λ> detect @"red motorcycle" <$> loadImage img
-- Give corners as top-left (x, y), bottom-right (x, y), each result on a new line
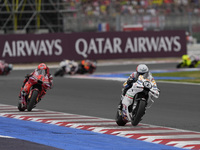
top-left (18, 69), bottom-right (51, 111)
top-left (0, 60), bottom-right (12, 75)
top-left (76, 60), bottom-right (97, 74)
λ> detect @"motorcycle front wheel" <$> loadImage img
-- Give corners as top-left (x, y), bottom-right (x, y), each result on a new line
top-left (54, 68), bottom-right (65, 77)
top-left (176, 62), bottom-right (183, 68)
top-left (27, 90), bottom-right (39, 111)
top-left (131, 100), bottom-right (146, 126)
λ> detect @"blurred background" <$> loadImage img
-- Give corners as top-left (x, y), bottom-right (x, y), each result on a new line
top-left (0, 0), bottom-right (199, 37)
top-left (1, 0), bottom-right (200, 61)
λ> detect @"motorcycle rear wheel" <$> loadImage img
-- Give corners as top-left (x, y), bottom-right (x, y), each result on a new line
top-left (131, 100), bottom-right (146, 126)
top-left (27, 90), bottom-right (39, 111)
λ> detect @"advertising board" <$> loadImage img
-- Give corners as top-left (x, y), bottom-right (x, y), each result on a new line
top-left (0, 30), bottom-right (186, 63)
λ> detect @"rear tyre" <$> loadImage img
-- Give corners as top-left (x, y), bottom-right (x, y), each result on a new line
top-left (131, 100), bottom-right (146, 126)
top-left (27, 90), bottom-right (39, 111)
top-left (189, 61), bottom-right (196, 68)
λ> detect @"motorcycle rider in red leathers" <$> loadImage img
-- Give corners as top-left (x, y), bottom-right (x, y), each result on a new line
top-left (0, 60), bottom-right (13, 75)
top-left (19, 63), bottom-right (53, 108)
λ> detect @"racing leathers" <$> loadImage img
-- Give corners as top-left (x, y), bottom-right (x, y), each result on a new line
top-left (19, 69), bottom-right (53, 103)
top-left (181, 54), bottom-right (200, 68)
top-left (59, 60), bottom-right (78, 75)
top-left (120, 71), bottom-right (156, 122)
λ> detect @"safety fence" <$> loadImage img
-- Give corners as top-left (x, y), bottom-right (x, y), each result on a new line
top-left (1, 1), bottom-right (200, 34)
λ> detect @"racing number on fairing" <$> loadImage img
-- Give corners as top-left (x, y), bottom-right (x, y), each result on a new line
top-left (144, 81), bottom-right (152, 89)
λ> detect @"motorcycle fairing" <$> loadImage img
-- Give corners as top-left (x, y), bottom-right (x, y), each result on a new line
top-left (125, 93), bottom-right (134, 99)
top-left (24, 82), bottom-right (32, 94)
top-left (121, 75), bottom-right (159, 122)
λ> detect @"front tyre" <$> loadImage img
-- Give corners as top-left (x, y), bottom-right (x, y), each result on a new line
top-left (54, 68), bottom-right (65, 77)
top-left (27, 90), bottom-right (39, 111)
top-left (131, 100), bottom-right (146, 126)
top-left (176, 62), bottom-right (183, 68)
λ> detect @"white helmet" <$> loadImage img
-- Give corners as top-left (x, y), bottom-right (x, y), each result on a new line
top-left (136, 64), bottom-right (149, 77)
top-left (8, 64), bottom-right (13, 70)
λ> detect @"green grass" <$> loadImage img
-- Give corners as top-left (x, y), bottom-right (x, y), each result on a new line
top-left (153, 71), bottom-right (200, 83)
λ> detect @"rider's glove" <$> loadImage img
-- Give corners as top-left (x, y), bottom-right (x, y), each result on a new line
top-left (127, 78), bottom-right (134, 85)
top-left (25, 74), bottom-right (31, 79)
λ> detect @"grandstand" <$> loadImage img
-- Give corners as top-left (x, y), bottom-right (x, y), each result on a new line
top-left (0, 0), bottom-right (70, 33)
top-left (0, 0), bottom-right (200, 36)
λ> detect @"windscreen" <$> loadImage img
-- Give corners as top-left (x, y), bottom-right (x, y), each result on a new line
top-left (37, 69), bottom-right (46, 76)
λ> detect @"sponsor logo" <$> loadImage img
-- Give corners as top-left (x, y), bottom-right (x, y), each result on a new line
top-left (75, 36), bottom-right (182, 58)
top-left (2, 39), bottom-right (63, 57)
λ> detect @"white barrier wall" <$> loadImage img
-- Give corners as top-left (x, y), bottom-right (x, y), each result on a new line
top-left (187, 44), bottom-right (200, 57)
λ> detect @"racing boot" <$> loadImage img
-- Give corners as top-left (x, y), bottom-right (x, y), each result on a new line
top-left (20, 90), bottom-right (27, 109)
top-left (121, 104), bottom-right (129, 123)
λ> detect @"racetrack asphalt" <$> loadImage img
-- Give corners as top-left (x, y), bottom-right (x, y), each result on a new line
top-left (0, 59), bottom-right (199, 149)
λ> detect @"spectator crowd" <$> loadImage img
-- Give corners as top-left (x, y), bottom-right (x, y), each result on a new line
top-left (64, 0), bottom-right (200, 17)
